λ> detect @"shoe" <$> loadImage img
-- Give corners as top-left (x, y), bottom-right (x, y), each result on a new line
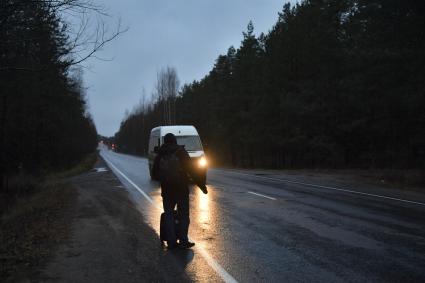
top-left (179, 241), bottom-right (195, 249)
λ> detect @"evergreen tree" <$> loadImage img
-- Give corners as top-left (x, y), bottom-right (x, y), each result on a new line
top-left (116, 0), bottom-right (425, 170)
top-left (0, 0), bottom-right (99, 193)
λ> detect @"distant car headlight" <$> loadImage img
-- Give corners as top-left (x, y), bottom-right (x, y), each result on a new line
top-left (198, 156), bottom-right (207, 168)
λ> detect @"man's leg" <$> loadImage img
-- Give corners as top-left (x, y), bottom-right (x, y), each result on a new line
top-left (162, 195), bottom-right (177, 247)
top-left (177, 193), bottom-right (191, 245)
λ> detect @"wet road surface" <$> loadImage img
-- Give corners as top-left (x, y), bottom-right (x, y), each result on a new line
top-left (100, 149), bottom-right (425, 283)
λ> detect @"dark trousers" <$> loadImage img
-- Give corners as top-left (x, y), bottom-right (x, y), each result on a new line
top-left (162, 193), bottom-right (190, 245)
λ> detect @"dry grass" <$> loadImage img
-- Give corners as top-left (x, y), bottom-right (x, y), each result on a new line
top-left (0, 181), bottom-right (77, 280)
top-left (0, 153), bottom-right (97, 281)
top-left (50, 152), bottom-right (98, 179)
top-left (377, 169), bottom-right (425, 189)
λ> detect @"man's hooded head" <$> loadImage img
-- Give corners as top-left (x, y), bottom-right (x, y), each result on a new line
top-left (164, 133), bottom-right (177, 145)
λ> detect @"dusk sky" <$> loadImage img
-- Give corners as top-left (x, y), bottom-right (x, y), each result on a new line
top-left (79, 0), bottom-right (295, 136)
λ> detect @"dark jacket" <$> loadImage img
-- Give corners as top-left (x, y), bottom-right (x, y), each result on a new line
top-left (152, 143), bottom-right (195, 197)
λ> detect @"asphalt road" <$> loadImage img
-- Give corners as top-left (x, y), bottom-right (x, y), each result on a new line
top-left (100, 149), bottom-right (425, 283)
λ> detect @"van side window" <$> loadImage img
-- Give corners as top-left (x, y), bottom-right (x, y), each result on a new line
top-left (149, 136), bottom-right (158, 152)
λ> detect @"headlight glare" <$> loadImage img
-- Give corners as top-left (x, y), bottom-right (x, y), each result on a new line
top-left (198, 156), bottom-right (207, 167)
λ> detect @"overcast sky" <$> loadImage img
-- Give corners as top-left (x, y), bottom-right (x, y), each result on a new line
top-left (79, 0), bottom-right (294, 136)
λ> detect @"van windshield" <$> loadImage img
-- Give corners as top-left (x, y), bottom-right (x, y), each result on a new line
top-left (176, 135), bottom-right (203, 151)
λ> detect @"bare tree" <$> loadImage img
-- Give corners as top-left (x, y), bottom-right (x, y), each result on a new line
top-left (153, 67), bottom-right (180, 125)
top-left (0, 0), bottom-right (127, 72)
top-left (0, 0), bottom-right (123, 192)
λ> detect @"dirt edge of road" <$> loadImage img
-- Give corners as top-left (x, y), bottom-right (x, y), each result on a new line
top-left (1, 154), bottom-right (192, 282)
top-left (36, 156), bottom-right (190, 282)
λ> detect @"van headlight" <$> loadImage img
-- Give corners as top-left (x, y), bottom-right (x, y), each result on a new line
top-left (198, 156), bottom-right (207, 168)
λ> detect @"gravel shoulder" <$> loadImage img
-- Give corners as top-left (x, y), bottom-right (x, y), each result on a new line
top-left (40, 158), bottom-right (191, 282)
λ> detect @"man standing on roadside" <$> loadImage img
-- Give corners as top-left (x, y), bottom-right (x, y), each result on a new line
top-left (153, 133), bottom-right (208, 249)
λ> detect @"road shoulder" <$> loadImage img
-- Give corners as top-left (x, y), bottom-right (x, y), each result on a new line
top-left (40, 158), bottom-right (190, 282)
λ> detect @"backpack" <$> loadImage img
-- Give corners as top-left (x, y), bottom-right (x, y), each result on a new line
top-left (159, 150), bottom-right (183, 184)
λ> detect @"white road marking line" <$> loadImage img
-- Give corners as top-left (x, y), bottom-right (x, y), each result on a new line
top-left (223, 170), bottom-right (425, 207)
top-left (247, 191), bottom-right (276, 200)
top-left (195, 247), bottom-right (238, 283)
top-left (101, 154), bottom-right (238, 283)
top-left (102, 154), bottom-right (158, 208)
top-left (94, 167), bottom-right (108, 172)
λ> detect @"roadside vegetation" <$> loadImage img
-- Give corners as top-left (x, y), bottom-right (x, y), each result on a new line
top-left (0, 0), bottom-right (124, 196)
top-left (0, 1), bottom-right (119, 278)
top-left (116, 0), bottom-right (424, 174)
top-left (0, 153), bottom-right (97, 281)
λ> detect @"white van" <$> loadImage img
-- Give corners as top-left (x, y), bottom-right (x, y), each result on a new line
top-left (148, 125), bottom-right (207, 183)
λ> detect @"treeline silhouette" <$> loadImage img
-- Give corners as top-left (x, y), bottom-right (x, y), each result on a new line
top-left (0, 1), bottom-right (98, 193)
top-left (116, 0), bottom-right (425, 169)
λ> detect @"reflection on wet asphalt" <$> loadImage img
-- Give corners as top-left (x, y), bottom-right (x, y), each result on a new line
top-left (100, 150), bottom-right (425, 283)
